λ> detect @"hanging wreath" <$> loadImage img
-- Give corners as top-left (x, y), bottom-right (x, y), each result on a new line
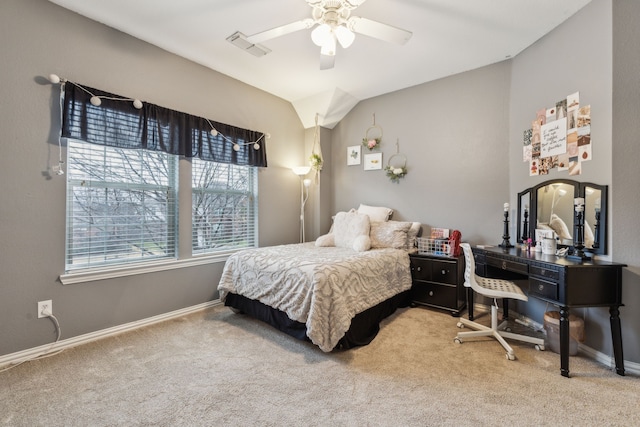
top-left (362, 115), bottom-right (383, 150)
top-left (385, 152), bottom-right (407, 183)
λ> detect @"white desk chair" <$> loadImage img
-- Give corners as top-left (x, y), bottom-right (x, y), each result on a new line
top-left (455, 243), bottom-right (545, 360)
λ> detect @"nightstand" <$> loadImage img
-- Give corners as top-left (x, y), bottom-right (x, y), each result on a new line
top-left (409, 253), bottom-right (466, 316)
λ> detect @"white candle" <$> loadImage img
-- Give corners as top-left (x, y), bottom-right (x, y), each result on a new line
top-left (504, 202), bottom-right (509, 211)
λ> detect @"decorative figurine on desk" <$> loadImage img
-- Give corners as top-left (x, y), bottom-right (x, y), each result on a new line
top-left (499, 202), bottom-right (514, 248)
top-left (568, 197), bottom-right (591, 261)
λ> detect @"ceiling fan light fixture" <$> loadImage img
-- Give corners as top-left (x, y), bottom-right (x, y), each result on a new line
top-left (334, 25), bottom-right (355, 48)
top-left (311, 23), bottom-right (331, 47)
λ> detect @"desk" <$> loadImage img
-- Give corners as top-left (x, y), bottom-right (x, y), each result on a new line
top-left (471, 246), bottom-right (626, 378)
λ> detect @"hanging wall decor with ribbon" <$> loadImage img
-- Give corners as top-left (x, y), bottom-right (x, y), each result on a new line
top-left (385, 139), bottom-right (408, 183)
top-left (362, 113), bottom-right (383, 150)
top-left (309, 113), bottom-right (323, 173)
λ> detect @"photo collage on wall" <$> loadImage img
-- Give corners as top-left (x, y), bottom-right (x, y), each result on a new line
top-left (523, 91), bottom-right (592, 176)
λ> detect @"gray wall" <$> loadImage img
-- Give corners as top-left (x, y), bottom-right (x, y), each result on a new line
top-left (331, 0), bottom-right (640, 364)
top-left (331, 62), bottom-right (512, 243)
top-left (0, 0), bottom-right (305, 356)
top-left (612, 0), bottom-right (640, 366)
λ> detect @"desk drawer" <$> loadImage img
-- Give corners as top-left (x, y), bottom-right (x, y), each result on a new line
top-left (529, 277), bottom-right (558, 300)
top-left (486, 257), bottom-right (529, 275)
top-left (411, 281), bottom-right (457, 309)
top-left (530, 265), bottom-right (560, 281)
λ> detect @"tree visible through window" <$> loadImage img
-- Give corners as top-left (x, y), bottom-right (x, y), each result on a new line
top-left (65, 141), bottom-right (178, 271)
top-left (192, 159), bottom-right (257, 254)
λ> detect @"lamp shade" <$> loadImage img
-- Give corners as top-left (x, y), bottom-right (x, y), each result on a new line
top-left (292, 166), bottom-right (311, 176)
top-left (311, 24), bottom-right (331, 47)
top-left (335, 25), bottom-right (355, 48)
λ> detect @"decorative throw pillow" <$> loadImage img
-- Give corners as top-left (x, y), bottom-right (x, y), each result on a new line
top-left (370, 221), bottom-right (412, 249)
top-left (315, 233), bottom-right (335, 247)
top-left (406, 222), bottom-right (422, 252)
top-left (333, 211), bottom-right (371, 252)
top-left (357, 203), bottom-right (393, 222)
top-left (584, 220), bottom-right (595, 248)
top-left (550, 213), bottom-right (572, 241)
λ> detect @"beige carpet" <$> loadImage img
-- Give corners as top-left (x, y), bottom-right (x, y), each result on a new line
top-left (1, 304), bottom-right (638, 426)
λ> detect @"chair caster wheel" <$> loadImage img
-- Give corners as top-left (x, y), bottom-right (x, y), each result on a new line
top-left (506, 353), bottom-right (515, 360)
top-left (456, 322), bottom-right (464, 329)
top-left (504, 327), bottom-right (512, 332)
top-left (535, 344), bottom-right (545, 351)
top-left (454, 337), bottom-right (462, 344)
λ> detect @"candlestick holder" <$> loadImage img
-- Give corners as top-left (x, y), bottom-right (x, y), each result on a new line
top-left (593, 208), bottom-right (601, 249)
top-left (568, 201), bottom-right (591, 261)
top-left (521, 208), bottom-right (529, 243)
top-left (499, 209), bottom-right (513, 248)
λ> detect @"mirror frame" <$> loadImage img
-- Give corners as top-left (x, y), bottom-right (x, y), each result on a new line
top-left (518, 179), bottom-right (608, 255)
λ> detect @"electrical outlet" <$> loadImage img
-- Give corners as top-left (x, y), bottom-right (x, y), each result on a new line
top-left (38, 300), bottom-right (52, 318)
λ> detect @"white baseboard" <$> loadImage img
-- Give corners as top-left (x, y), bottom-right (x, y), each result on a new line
top-left (0, 300), bottom-right (221, 368)
top-left (470, 302), bottom-right (639, 376)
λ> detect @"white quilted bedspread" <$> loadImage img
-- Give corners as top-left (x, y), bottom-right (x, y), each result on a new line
top-left (218, 243), bottom-right (412, 352)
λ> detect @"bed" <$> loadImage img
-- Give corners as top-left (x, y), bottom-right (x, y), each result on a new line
top-left (218, 206), bottom-right (420, 352)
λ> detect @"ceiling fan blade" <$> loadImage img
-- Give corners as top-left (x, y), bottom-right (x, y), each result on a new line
top-left (246, 19), bottom-right (315, 44)
top-left (320, 53), bottom-right (335, 70)
top-left (348, 16), bottom-right (412, 45)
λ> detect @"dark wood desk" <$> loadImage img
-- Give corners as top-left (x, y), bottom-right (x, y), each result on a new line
top-left (471, 246), bottom-right (626, 378)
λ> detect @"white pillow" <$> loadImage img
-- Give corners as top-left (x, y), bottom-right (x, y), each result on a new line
top-left (370, 221), bottom-right (412, 249)
top-left (315, 233), bottom-right (335, 247)
top-left (357, 204), bottom-right (393, 222)
top-left (407, 222), bottom-right (422, 252)
top-left (333, 211), bottom-right (371, 252)
top-left (584, 220), bottom-right (595, 248)
top-left (550, 213), bottom-right (572, 241)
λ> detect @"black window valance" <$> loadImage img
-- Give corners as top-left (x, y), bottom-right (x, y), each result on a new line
top-left (61, 83), bottom-right (267, 167)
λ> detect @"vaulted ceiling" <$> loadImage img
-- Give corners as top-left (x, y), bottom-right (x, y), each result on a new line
top-left (48, 0), bottom-right (592, 128)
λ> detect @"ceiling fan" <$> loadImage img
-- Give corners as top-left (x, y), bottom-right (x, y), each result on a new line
top-left (232, 0), bottom-right (412, 70)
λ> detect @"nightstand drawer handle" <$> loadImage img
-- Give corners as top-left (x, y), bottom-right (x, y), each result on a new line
top-left (441, 269), bottom-right (447, 275)
top-left (416, 266), bottom-right (422, 272)
top-left (429, 291), bottom-right (434, 296)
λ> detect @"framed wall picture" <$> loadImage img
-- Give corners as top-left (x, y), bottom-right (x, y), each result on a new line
top-left (347, 145), bottom-right (361, 165)
top-left (364, 152), bottom-right (383, 170)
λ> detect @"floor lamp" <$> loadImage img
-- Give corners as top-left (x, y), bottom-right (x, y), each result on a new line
top-left (292, 166), bottom-right (311, 243)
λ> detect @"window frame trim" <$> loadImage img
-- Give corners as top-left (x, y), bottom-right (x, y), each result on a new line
top-left (59, 251), bottom-right (236, 285)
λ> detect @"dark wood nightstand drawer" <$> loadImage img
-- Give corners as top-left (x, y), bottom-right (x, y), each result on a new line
top-left (410, 258), bottom-right (431, 281)
top-left (529, 277), bottom-right (558, 300)
top-left (411, 282), bottom-right (458, 310)
top-left (430, 260), bottom-right (458, 285)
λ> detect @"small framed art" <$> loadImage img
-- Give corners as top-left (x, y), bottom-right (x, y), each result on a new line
top-left (364, 152), bottom-right (382, 170)
top-left (347, 145), bottom-right (361, 166)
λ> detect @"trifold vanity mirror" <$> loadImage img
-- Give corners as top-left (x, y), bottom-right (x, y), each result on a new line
top-left (517, 179), bottom-right (608, 255)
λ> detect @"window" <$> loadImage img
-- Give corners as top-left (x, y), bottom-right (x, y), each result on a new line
top-left (192, 159), bottom-right (257, 255)
top-left (65, 141), bottom-right (178, 271)
top-left (59, 81), bottom-right (265, 277)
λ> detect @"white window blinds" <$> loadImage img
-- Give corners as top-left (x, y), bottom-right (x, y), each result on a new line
top-left (192, 159), bottom-right (257, 255)
top-left (65, 140), bottom-right (178, 271)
